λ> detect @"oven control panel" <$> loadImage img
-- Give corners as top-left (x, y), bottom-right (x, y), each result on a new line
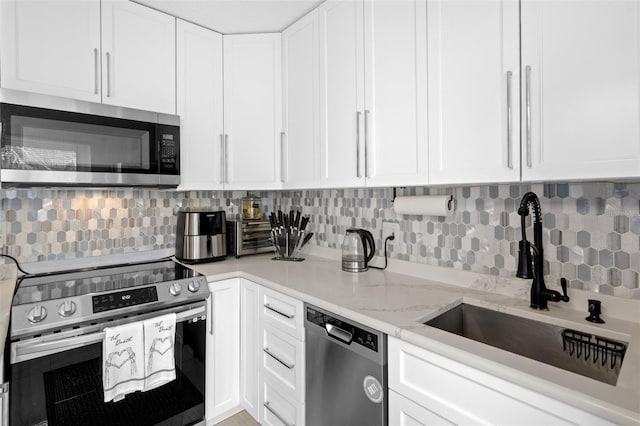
top-left (92, 286), bottom-right (159, 313)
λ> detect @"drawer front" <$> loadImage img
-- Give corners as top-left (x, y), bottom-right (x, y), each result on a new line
top-left (261, 377), bottom-right (305, 426)
top-left (388, 337), bottom-right (611, 426)
top-left (260, 287), bottom-right (304, 340)
top-left (389, 389), bottom-right (454, 426)
top-left (261, 324), bottom-right (305, 402)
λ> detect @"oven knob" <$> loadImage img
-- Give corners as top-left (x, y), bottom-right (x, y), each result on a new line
top-left (187, 280), bottom-right (201, 293)
top-left (58, 300), bottom-right (77, 318)
top-left (27, 305), bottom-right (48, 323)
top-left (169, 282), bottom-right (183, 296)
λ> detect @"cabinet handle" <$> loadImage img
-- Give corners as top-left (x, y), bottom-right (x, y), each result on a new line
top-left (93, 48), bottom-right (99, 95)
top-left (525, 65), bottom-right (532, 168)
top-left (1, 382), bottom-right (8, 426)
top-left (280, 132), bottom-right (287, 183)
top-left (364, 109), bottom-right (371, 178)
top-left (224, 134), bottom-right (229, 183)
top-left (506, 71), bottom-right (513, 169)
top-left (106, 52), bottom-right (111, 97)
top-left (219, 134), bottom-right (225, 184)
top-left (263, 347), bottom-right (294, 369)
top-left (356, 111), bottom-right (362, 178)
top-left (264, 401), bottom-right (294, 426)
top-left (264, 303), bottom-right (294, 319)
top-left (208, 295), bottom-right (214, 336)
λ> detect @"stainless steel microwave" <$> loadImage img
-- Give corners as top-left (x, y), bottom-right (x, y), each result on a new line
top-left (0, 95), bottom-right (180, 187)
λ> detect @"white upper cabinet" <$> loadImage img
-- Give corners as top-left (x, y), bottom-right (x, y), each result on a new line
top-left (363, 0), bottom-right (428, 187)
top-left (318, 0), bottom-right (428, 188)
top-left (101, 1), bottom-right (176, 114)
top-left (223, 34), bottom-right (283, 190)
top-left (177, 20), bottom-right (224, 191)
top-left (428, 0), bottom-right (520, 185)
top-left (318, 0), bottom-right (367, 188)
top-left (521, 0), bottom-right (640, 181)
top-left (0, 0), bottom-right (102, 102)
top-left (282, 10), bottom-right (322, 189)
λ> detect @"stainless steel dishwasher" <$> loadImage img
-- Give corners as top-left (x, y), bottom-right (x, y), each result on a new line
top-left (305, 304), bottom-right (387, 426)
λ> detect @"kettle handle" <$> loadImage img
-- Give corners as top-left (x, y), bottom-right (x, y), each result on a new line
top-left (361, 230), bottom-right (376, 264)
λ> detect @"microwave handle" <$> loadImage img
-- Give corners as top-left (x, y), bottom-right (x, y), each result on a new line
top-left (11, 305), bottom-right (206, 363)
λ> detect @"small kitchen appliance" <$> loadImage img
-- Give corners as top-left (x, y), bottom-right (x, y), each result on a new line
top-left (342, 228), bottom-right (375, 272)
top-left (176, 209), bottom-right (227, 263)
top-left (227, 219), bottom-right (273, 257)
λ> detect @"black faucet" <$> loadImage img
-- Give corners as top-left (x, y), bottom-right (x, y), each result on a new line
top-left (516, 192), bottom-right (569, 310)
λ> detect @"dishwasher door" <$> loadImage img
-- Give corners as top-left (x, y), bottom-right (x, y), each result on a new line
top-left (305, 304), bottom-right (387, 426)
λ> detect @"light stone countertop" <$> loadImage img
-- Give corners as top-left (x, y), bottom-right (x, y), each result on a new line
top-left (186, 249), bottom-right (640, 426)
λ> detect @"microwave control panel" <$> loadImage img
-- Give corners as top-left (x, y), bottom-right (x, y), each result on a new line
top-left (158, 125), bottom-right (179, 172)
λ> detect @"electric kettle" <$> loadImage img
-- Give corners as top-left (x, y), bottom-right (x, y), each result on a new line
top-left (341, 228), bottom-right (375, 272)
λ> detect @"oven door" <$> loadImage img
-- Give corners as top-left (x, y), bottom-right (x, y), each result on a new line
top-left (8, 303), bottom-right (206, 426)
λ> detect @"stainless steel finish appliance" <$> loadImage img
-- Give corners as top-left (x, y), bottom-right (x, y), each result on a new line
top-left (176, 210), bottom-right (227, 263)
top-left (0, 92), bottom-right (180, 187)
top-left (341, 228), bottom-right (375, 272)
top-left (6, 259), bottom-right (209, 426)
top-left (227, 220), bottom-right (273, 257)
top-left (305, 304), bottom-right (387, 426)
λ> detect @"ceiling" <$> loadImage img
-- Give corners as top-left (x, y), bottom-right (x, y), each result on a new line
top-left (137, 0), bottom-right (325, 34)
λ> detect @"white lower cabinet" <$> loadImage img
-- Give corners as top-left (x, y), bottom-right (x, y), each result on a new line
top-left (206, 279), bottom-right (240, 424)
top-left (261, 377), bottom-right (305, 426)
top-left (240, 279), bottom-right (261, 420)
top-left (388, 337), bottom-right (613, 426)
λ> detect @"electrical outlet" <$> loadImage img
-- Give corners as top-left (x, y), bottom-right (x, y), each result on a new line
top-left (382, 221), bottom-right (400, 243)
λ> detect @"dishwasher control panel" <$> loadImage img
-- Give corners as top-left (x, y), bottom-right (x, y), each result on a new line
top-left (306, 306), bottom-right (379, 352)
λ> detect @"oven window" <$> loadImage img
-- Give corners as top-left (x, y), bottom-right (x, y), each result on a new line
top-left (9, 320), bottom-right (205, 426)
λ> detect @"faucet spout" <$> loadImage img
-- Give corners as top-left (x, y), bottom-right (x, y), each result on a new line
top-left (517, 192), bottom-right (570, 310)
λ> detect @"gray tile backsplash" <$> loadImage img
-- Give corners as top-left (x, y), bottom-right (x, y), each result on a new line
top-left (1, 181), bottom-right (639, 299)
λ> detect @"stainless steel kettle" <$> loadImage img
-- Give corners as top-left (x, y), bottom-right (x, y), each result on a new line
top-left (341, 228), bottom-right (375, 272)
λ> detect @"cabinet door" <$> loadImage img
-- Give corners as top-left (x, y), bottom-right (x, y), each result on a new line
top-left (363, 0), bottom-right (429, 187)
top-left (223, 34), bottom-right (283, 190)
top-left (207, 279), bottom-right (240, 421)
top-left (176, 20), bottom-right (224, 191)
top-left (521, 0), bottom-right (640, 181)
top-left (282, 10), bottom-right (322, 189)
top-left (318, 0), bottom-right (366, 188)
top-left (428, 0), bottom-right (520, 185)
top-left (101, 1), bottom-right (176, 114)
top-left (0, 0), bottom-right (101, 102)
top-left (389, 389), bottom-right (454, 426)
top-left (240, 279), bottom-right (261, 421)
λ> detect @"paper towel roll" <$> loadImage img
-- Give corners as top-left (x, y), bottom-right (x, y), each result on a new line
top-left (393, 195), bottom-right (454, 217)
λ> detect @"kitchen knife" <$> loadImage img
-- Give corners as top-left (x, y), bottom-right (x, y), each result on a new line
top-left (300, 215), bottom-right (310, 232)
top-left (300, 232), bottom-right (314, 249)
top-left (277, 210), bottom-right (283, 227)
top-left (294, 211), bottom-right (301, 229)
top-left (289, 210), bottom-right (295, 229)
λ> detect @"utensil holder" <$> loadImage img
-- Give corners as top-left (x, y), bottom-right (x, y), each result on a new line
top-left (271, 230), bottom-right (305, 262)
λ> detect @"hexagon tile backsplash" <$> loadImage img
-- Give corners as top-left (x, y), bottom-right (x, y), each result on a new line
top-left (1, 181), bottom-right (639, 299)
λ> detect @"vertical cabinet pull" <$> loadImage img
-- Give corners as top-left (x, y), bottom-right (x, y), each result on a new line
top-left (224, 134), bottom-right (229, 183)
top-left (280, 132), bottom-right (286, 183)
top-left (364, 109), bottom-right (371, 178)
top-left (264, 401), bottom-right (294, 426)
top-left (219, 134), bottom-right (225, 184)
top-left (525, 65), bottom-right (532, 168)
top-left (208, 295), bottom-right (214, 336)
top-left (356, 111), bottom-right (362, 178)
top-left (105, 52), bottom-right (111, 97)
top-left (93, 48), bottom-right (99, 95)
top-left (506, 71), bottom-right (513, 170)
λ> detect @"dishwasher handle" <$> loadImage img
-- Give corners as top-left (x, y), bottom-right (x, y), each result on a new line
top-left (325, 323), bottom-right (353, 345)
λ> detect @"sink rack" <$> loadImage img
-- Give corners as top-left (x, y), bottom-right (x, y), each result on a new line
top-left (561, 329), bottom-right (626, 370)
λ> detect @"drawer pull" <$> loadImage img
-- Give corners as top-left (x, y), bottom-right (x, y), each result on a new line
top-left (264, 347), bottom-right (294, 369)
top-left (264, 401), bottom-right (294, 426)
top-left (264, 303), bottom-right (294, 319)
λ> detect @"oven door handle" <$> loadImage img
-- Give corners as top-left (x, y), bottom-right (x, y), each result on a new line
top-left (11, 305), bottom-right (206, 364)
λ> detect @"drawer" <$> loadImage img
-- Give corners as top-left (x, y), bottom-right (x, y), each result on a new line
top-left (261, 376), bottom-right (305, 426)
top-left (261, 323), bottom-right (305, 403)
top-left (260, 287), bottom-right (304, 340)
top-left (388, 337), bottom-right (611, 425)
top-left (389, 389), bottom-right (454, 426)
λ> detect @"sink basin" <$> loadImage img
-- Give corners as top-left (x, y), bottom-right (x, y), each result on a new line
top-left (425, 303), bottom-right (627, 385)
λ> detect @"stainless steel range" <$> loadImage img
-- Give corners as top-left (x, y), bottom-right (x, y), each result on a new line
top-left (6, 259), bottom-right (209, 426)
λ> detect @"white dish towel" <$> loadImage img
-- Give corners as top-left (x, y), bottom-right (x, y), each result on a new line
top-left (143, 312), bottom-right (177, 391)
top-left (103, 322), bottom-right (145, 402)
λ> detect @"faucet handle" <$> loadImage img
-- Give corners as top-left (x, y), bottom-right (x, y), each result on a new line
top-left (559, 278), bottom-right (570, 302)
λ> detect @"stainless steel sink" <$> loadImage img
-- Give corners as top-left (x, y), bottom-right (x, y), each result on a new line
top-left (425, 303), bottom-right (627, 385)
